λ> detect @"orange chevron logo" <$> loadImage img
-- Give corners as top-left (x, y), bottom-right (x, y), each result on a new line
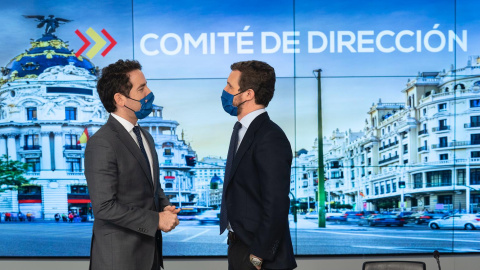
top-left (75, 28), bottom-right (117, 58)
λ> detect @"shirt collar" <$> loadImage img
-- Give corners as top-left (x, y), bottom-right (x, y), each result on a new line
top-left (239, 108), bottom-right (266, 129)
top-left (111, 113), bottom-right (137, 133)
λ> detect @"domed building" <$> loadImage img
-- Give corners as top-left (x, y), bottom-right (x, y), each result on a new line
top-left (0, 19), bottom-right (197, 220)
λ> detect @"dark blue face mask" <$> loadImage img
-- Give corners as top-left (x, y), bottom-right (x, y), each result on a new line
top-left (125, 92), bottom-right (155, 119)
top-left (221, 90), bottom-right (244, 116)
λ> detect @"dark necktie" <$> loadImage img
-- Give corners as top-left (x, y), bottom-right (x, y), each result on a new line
top-left (220, 121), bottom-right (242, 234)
top-left (133, 126), bottom-right (151, 175)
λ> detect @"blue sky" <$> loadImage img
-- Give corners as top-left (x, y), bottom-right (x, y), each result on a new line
top-left (1, 0), bottom-right (479, 158)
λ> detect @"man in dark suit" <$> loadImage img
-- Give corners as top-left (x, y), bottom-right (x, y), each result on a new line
top-left (220, 60), bottom-right (297, 270)
top-left (85, 59), bottom-right (180, 270)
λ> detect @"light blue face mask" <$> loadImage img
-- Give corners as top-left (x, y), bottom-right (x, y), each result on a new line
top-left (125, 92), bottom-right (155, 119)
top-left (221, 90), bottom-right (245, 116)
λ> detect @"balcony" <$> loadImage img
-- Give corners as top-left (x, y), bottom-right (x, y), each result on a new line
top-left (464, 122), bottom-right (480, 128)
top-left (23, 145), bottom-right (40, 150)
top-left (426, 182), bottom-right (452, 188)
top-left (432, 126), bottom-right (450, 132)
top-left (432, 141), bottom-right (478, 149)
top-left (418, 146), bottom-right (428, 152)
top-left (418, 129), bottom-right (428, 136)
top-left (379, 141), bottom-right (399, 151)
top-left (378, 155), bottom-right (399, 164)
top-left (65, 145), bottom-right (82, 150)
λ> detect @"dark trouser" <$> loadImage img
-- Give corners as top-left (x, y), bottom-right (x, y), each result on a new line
top-left (228, 231), bottom-right (258, 270)
top-left (227, 232), bottom-right (292, 270)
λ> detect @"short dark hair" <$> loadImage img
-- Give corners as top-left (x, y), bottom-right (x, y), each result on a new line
top-left (96, 59), bottom-right (142, 113)
top-left (230, 60), bottom-right (276, 107)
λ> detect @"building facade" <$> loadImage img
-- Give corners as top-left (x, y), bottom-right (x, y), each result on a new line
top-left (319, 57), bottom-right (480, 213)
top-left (0, 29), bottom-right (196, 220)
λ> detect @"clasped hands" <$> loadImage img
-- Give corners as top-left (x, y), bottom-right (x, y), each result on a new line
top-left (158, 205), bottom-right (180, 232)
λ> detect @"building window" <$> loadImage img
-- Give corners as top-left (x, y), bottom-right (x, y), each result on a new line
top-left (366, 187), bottom-right (370, 196)
top-left (26, 158), bottom-right (40, 172)
top-left (440, 154), bottom-right (448, 160)
top-left (26, 107), bottom-right (37, 120)
top-left (71, 185), bottom-right (88, 194)
top-left (413, 173), bottom-right (422, 189)
top-left (382, 129), bottom-right (384, 135)
top-left (426, 170), bottom-right (452, 187)
top-left (164, 148), bottom-right (173, 156)
top-left (374, 185), bottom-right (379, 195)
top-left (24, 134), bottom-right (40, 150)
top-left (471, 194), bottom-right (480, 204)
top-left (423, 108), bottom-right (427, 115)
top-left (65, 107), bottom-right (77, 120)
top-left (471, 134), bottom-right (480, 145)
top-left (471, 151), bottom-right (480, 158)
top-left (386, 183), bottom-right (391, 193)
top-left (65, 134), bottom-right (81, 149)
top-left (454, 84), bottom-right (465, 90)
top-left (165, 159), bottom-right (172, 165)
top-left (457, 169), bottom-right (466, 185)
top-left (439, 137), bottom-right (448, 148)
top-left (165, 183), bottom-right (173, 189)
top-left (380, 185), bottom-right (385, 194)
top-left (424, 196), bottom-right (430, 206)
top-left (392, 181), bottom-right (397, 192)
top-left (67, 158), bottom-right (82, 172)
top-left (437, 195), bottom-right (452, 205)
top-left (471, 116), bottom-right (480, 127)
top-left (470, 99), bottom-right (480, 108)
top-left (470, 168), bottom-right (480, 185)
top-left (302, 181), bottom-right (308, 188)
top-left (403, 144), bottom-right (408, 154)
top-left (438, 103), bottom-right (447, 112)
top-left (439, 119), bottom-right (447, 130)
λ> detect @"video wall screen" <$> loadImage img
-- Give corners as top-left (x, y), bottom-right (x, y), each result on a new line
top-left (0, 0), bottom-right (479, 257)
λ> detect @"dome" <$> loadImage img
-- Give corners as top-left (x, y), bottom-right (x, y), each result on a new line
top-left (1, 34), bottom-right (96, 83)
top-left (210, 173), bottom-right (223, 189)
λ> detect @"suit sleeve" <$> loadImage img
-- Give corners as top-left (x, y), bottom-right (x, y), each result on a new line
top-left (249, 128), bottom-right (293, 261)
top-left (85, 136), bottom-right (159, 237)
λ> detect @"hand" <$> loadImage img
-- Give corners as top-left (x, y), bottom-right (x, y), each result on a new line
top-left (158, 206), bottom-right (180, 232)
top-left (249, 254), bottom-right (262, 270)
top-left (164, 205), bottom-right (181, 214)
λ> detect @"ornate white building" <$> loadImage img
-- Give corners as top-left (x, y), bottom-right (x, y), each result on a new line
top-left (192, 156), bottom-right (226, 208)
top-left (321, 56), bottom-right (480, 213)
top-left (0, 25), bottom-right (197, 220)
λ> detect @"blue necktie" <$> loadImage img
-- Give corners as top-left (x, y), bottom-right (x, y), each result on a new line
top-left (133, 126), bottom-right (151, 175)
top-left (220, 121), bottom-right (242, 234)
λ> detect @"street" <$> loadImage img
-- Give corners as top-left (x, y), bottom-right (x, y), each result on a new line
top-left (0, 219), bottom-right (479, 256)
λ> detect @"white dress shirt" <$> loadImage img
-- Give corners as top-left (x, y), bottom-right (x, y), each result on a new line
top-left (111, 113), bottom-right (154, 180)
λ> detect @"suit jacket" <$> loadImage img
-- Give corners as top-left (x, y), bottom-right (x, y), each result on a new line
top-left (85, 115), bottom-right (170, 270)
top-left (224, 112), bottom-right (297, 269)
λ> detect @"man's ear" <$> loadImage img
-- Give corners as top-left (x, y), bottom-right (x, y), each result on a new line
top-left (245, 88), bottom-right (255, 101)
top-left (114, 93), bottom-right (125, 107)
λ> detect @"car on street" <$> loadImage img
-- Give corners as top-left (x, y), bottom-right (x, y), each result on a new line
top-left (414, 212), bottom-right (448, 224)
top-left (196, 210), bottom-right (220, 224)
top-left (326, 212), bottom-right (347, 222)
top-left (359, 214), bottom-right (406, 227)
top-left (429, 214), bottom-right (480, 230)
top-left (344, 211), bottom-right (364, 221)
top-left (304, 211), bottom-right (319, 219)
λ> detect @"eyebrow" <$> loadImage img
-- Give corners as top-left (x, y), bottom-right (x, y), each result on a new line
top-left (227, 81), bottom-right (232, 87)
top-left (137, 83), bottom-right (146, 90)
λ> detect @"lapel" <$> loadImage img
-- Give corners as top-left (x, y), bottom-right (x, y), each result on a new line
top-left (223, 112), bottom-right (269, 191)
top-left (142, 126), bottom-right (159, 191)
top-left (107, 115), bottom-right (154, 190)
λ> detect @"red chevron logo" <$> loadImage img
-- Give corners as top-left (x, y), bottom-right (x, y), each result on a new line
top-left (75, 29), bottom-right (90, 57)
top-left (75, 28), bottom-right (117, 58)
